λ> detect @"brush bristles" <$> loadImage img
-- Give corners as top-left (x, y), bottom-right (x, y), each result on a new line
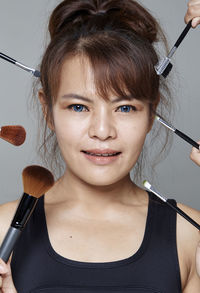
top-left (0, 125), bottom-right (26, 146)
top-left (22, 165), bottom-right (54, 198)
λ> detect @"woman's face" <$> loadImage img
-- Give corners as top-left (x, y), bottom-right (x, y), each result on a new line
top-left (51, 56), bottom-right (152, 186)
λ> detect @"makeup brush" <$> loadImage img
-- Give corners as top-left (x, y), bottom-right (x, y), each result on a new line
top-left (143, 180), bottom-right (200, 230)
top-left (155, 114), bottom-right (200, 150)
top-left (0, 125), bottom-right (26, 146)
top-left (155, 20), bottom-right (192, 78)
top-left (0, 52), bottom-right (40, 78)
top-left (0, 165), bottom-right (54, 262)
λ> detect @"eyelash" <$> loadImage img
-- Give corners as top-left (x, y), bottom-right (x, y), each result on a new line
top-left (67, 104), bottom-right (137, 113)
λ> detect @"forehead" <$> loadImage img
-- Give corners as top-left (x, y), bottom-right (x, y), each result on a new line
top-left (58, 56), bottom-right (96, 96)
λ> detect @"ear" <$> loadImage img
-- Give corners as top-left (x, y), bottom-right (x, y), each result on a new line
top-left (38, 89), bottom-right (55, 131)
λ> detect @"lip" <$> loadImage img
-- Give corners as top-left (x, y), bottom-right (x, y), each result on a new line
top-left (81, 149), bottom-right (121, 165)
top-left (82, 149), bottom-right (121, 154)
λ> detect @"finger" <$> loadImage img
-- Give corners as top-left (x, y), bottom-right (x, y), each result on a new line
top-left (185, 3), bottom-right (200, 26)
top-left (0, 259), bottom-right (16, 292)
top-left (196, 241), bottom-right (200, 276)
top-left (192, 16), bottom-right (200, 27)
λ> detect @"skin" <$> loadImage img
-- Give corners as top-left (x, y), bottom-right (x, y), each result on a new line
top-left (0, 1), bottom-right (200, 291)
top-left (190, 141), bottom-right (200, 277)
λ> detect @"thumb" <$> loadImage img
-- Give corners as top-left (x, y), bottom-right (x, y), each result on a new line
top-left (0, 258), bottom-right (17, 292)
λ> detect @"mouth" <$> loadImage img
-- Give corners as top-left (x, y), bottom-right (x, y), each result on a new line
top-left (82, 151), bottom-right (121, 157)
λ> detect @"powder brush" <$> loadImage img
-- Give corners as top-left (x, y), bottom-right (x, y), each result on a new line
top-left (0, 125), bottom-right (26, 146)
top-left (0, 52), bottom-right (40, 78)
top-left (0, 165), bottom-right (54, 262)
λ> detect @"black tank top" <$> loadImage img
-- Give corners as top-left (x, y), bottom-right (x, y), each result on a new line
top-left (11, 192), bottom-right (181, 293)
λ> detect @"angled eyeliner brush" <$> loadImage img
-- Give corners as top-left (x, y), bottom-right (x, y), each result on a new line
top-left (155, 114), bottom-right (200, 150)
top-left (143, 181), bottom-right (200, 230)
top-left (155, 20), bottom-right (192, 77)
top-left (0, 52), bottom-right (40, 78)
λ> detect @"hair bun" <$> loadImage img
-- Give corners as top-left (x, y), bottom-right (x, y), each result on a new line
top-left (49, 0), bottom-right (159, 43)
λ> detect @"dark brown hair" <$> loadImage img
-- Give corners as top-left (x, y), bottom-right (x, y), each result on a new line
top-left (35, 0), bottom-right (174, 181)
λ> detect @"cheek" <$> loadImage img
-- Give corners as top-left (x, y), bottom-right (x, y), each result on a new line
top-left (53, 114), bottom-right (86, 151)
top-left (120, 118), bottom-right (149, 148)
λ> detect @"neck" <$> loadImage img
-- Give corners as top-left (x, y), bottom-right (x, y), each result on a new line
top-left (51, 168), bottom-right (143, 210)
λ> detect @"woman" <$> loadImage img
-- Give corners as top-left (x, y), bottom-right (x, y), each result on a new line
top-left (0, 0), bottom-right (200, 292)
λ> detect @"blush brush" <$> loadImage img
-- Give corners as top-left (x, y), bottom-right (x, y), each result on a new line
top-left (0, 52), bottom-right (40, 78)
top-left (0, 125), bottom-right (26, 146)
top-left (0, 165), bottom-right (54, 262)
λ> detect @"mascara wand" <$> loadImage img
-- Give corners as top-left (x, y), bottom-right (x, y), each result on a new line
top-left (0, 125), bottom-right (26, 146)
top-left (155, 20), bottom-right (192, 78)
top-left (0, 165), bottom-right (54, 262)
top-left (0, 52), bottom-right (40, 78)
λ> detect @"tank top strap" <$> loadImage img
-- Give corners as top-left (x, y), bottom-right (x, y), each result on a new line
top-left (147, 192), bottom-right (181, 291)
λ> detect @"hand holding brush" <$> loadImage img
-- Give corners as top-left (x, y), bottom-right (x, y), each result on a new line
top-left (0, 165), bottom-right (54, 263)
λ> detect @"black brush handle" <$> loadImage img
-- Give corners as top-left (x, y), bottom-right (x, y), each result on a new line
top-left (175, 129), bottom-right (199, 149)
top-left (0, 227), bottom-right (21, 262)
top-left (167, 200), bottom-right (200, 230)
top-left (174, 20), bottom-right (192, 48)
top-left (0, 52), bottom-right (16, 64)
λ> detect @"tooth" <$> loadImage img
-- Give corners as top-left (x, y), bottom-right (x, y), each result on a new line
top-left (84, 152), bottom-right (119, 156)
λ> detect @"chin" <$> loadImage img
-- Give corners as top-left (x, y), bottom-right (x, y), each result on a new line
top-left (78, 172), bottom-right (130, 187)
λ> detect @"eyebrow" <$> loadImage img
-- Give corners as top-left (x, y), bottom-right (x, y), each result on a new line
top-left (61, 93), bottom-right (135, 103)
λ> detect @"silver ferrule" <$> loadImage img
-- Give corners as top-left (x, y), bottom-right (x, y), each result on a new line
top-left (156, 116), bottom-right (176, 132)
top-left (154, 57), bottom-right (170, 75)
top-left (149, 186), bottom-right (167, 203)
top-left (167, 46), bottom-right (177, 59)
top-left (15, 61), bottom-right (35, 75)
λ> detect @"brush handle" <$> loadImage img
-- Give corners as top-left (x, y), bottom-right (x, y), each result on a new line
top-left (175, 129), bottom-right (199, 149)
top-left (174, 20), bottom-right (192, 48)
top-left (0, 52), bottom-right (16, 64)
top-left (167, 200), bottom-right (200, 230)
top-left (0, 227), bottom-right (21, 262)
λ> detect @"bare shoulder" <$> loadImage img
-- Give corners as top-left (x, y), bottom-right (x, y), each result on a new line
top-left (0, 200), bottom-right (18, 245)
top-left (176, 202), bottom-right (200, 291)
top-left (177, 202), bottom-right (200, 249)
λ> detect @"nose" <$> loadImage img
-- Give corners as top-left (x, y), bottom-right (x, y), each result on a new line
top-left (88, 107), bottom-right (117, 141)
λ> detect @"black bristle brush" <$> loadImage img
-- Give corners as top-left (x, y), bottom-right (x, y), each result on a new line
top-left (0, 52), bottom-right (40, 78)
top-left (0, 165), bottom-right (54, 262)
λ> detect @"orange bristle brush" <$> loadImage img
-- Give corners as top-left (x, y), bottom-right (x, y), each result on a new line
top-left (0, 165), bottom-right (54, 262)
top-left (0, 125), bottom-right (26, 146)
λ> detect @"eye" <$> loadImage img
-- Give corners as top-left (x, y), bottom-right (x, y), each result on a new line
top-left (117, 105), bottom-right (137, 113)
top-left (68, 104), bottom-right (88, 112)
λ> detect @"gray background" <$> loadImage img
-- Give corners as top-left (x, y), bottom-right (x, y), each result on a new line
top-left (0, 0), bottom-right (199, 208)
